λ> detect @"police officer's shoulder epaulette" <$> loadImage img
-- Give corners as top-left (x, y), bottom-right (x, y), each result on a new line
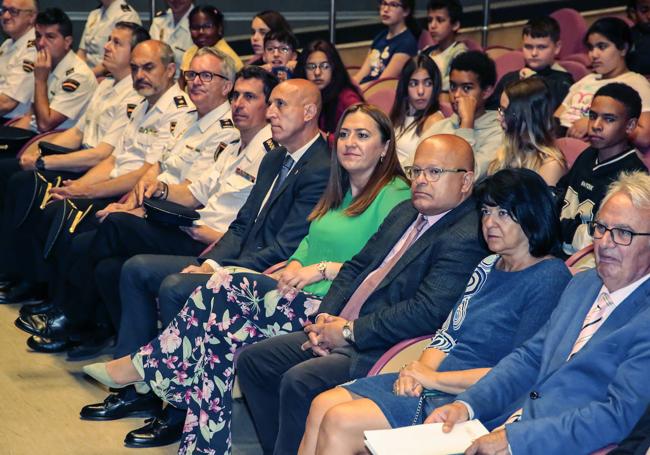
top-left (173, 95), bottom-right (188, 108)
top-left (126, 103), bottom-right (137, 118)
top-left (263, 138), bottom-right (279, 152)
top-left (220, 118), bottom-right (234, 128)
top-left (213, 142), bottom-right (227, 162)
top-left (155, 9), bottom-right (166, 17)
top-left (120, 3), bottom-right (132, 12)
top-left (188, 109), bottom-right (198, 114)
top-left (26, 39), bottom-right (36, 48)
top-left (65, 67), bottom-right (75, 76)
top-left (61, 79), bottom-right (81, 92)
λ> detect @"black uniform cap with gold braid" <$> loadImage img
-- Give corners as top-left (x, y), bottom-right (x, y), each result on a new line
top-left (62, 79), bottom-right (81, 93)
top-left (43, 199), bottom-right (94, 259)
top-left (13, 171), bottom-right (61, 229)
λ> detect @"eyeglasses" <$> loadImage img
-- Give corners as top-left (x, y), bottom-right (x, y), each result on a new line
top-left (404, 166), bottom-right (467, 182)
top-left (265, 45), bottom-right (292, 54)
top-left (183, 70), bottom-right (229, 83)
top-left (589, 221), bottom-right (650, 246)
top-left (0, 6), bottom-right (33, 16)
top-left (305, 62), bottom-right (332, 72)
top-left (379, 1), bottom-right (404, 9)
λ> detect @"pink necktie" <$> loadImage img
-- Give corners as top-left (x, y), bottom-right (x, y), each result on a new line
top-left (568, 291), bottom-right (615, 359)
top-left (339, 215), bottom-right (428, 321)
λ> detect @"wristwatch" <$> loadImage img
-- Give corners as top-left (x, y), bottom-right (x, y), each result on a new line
top-left (35, 156), bottom-right (46, 171)
top-left (317, 261), bottom-right (328, 280)
top-left (342, 321), bottom-right (355, 345)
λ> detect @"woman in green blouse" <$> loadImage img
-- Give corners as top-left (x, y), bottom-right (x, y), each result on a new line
top-left (83, 104), bottom-right (411, 455)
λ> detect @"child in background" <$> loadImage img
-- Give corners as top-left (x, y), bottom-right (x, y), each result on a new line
top-left (487, 17), bottom-right (573, 112)
top-left (627, 0), bottom-right (650, 75)
top-left (421, 0), bottom-right (467, 92)
top-left (262, 30), bottom-right (298, 81)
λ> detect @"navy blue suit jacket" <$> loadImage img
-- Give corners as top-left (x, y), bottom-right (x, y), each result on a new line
top-left (458, 269), bottom-right (650, 454)
top-left (202, 136), bottom-right (330, 271)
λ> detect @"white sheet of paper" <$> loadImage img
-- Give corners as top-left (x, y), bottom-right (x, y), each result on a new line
top-left (364, 420), bottom-right (489, 455)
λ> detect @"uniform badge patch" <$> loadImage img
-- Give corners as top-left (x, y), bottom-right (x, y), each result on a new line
top-left (22, 60), bottom-right (35, 73)
top-left (263, 138), bottom-right (279, 152)
top-left (120, 3), bottom-right (132, 12)
top-left (235, 167), bottom-right (256, 183)
top-left (170, 121), bottom-right (177, 134)
top-left (26, 39), bottom-right (36, 48)
top-left (126, 103), bottom-right (137, 119)
top-left (61, 79), bottom-right (80, 92)
top-left (220, 118), bottom-right (234, 128)
top-left (65, 68), bottom-right (75, 76)
top-left (173, 96), bottom-right (187, 108)
top-left (213, 142), bottom-right (227, 162)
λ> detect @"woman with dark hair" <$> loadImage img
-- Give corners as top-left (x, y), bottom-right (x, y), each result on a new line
top-left (353, 0), bottom-right (419, 90)
top-left (82, 104), bottom-right (411, 455)
top-left (298, 168), bottom-right (572, 455)
top-left (390, 54), bottom-right (445, 166)
top-left (295, 40), bottom-right (364, 136)
top-left (556, 17), bottom-right (650, 138)
top-left (489, 77), bottom-right (566, 186)
top-left (179, 5), bottom-right (243, 74)
top-left (249, 10), bottom-right (292, 65)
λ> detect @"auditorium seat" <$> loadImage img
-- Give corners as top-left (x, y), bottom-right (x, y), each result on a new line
top-left (550, 8), bottom-right (588, 59)
top-left (363, 78), bottom-right (399, 115)
top-left (557, 137), bottom-right (589, 169)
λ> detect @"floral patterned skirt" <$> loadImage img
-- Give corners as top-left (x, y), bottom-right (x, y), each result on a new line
top-left (132, 268), bottom-right (322, 454)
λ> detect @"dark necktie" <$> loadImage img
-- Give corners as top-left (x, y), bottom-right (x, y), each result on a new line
top-left (268, 153), bottom-right (294, 201)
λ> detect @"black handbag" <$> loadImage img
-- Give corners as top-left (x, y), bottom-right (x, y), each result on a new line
top-left (143, 198), bottom-right (200, 227)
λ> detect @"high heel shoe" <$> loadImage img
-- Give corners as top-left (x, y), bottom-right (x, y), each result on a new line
top-left (83, 362), bottom-right (140, 389)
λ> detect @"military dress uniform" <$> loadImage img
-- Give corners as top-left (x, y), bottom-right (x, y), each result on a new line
top-left (79, 1), bottom-right (141, 69)
top-left (75, 75), bottom-right (141, 149)
top-left (28, 49), bottom-right (98, 132)
top-left (0, 27), bottom-right (36, 120)
top-left (149, 7), bottom-right (193, 69)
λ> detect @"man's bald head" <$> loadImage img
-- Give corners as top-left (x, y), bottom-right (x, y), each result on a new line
top-left (131, 40), bottom-right (176, 100)
top-left (410, 134), bottom-right (475, 215)
top-left (266, 78), bottom-right (323, 152)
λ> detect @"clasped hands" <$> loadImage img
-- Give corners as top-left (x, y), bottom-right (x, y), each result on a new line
top-left (301, 313), bottom-right (348, 357)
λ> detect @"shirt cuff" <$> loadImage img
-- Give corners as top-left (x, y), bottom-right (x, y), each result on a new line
top-left (203, 259), bottom-right (219, 272)
top-left (455, 400), bottom-right (475, 419)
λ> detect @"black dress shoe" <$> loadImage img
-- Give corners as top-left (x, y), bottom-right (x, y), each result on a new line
top-left (67, 335), bottom-right (115, 361)
top-left (27, 335), bottom-right (79, 353)
top-left (124, 415), bottom-right (184, 448)
top-left (0, 280), bottom-right (46, 304)
top-left (15, 309), bottom-right (76, 338)
top-left (80, 391), bottom-right (160, 421)
top-left (19, 300), bottom-right (55, 317)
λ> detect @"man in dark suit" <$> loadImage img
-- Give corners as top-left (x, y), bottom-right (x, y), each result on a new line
top-left (79, 78), bottom-right (331, 449)
top-left (236, 134), bottom-right (488, 455)
top-left (429, 171), bottom-right (650, 455)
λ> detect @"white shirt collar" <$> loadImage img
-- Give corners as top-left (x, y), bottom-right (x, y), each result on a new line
top-left (10, 27), bottom-right (34, 48)
top-left (285, 133), bottom-right (321, 168)
top-left (197, 100), bottom-right (230, 133)
top-left (605, 272), bottom-right (650, 305)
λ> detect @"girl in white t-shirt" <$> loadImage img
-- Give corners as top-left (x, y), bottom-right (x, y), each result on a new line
top-left (555, 17), bottom-right (650, 139)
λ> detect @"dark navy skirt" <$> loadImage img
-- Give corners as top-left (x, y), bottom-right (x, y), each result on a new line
top-left (341, 372), bottom-right (456, 428)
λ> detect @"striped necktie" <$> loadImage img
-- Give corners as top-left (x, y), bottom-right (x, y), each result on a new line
top-left (568, 291), bottom-right (615, 359)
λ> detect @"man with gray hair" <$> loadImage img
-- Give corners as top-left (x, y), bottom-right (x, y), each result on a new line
top-left (429, 171), bottom-right (650, 455)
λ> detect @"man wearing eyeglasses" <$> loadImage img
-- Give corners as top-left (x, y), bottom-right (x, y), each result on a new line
top-left (0, 0), bottom-right (37, 121)
top-left (558, 82), bottom-right (648, 257)
top-left (236, 134), bottom-right (488, 454)
top-left (428, 170), bottom-right (650, 455)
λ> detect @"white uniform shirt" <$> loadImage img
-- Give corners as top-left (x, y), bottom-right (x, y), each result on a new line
top-left (110, 83), bottom-right (194, 178)
top-left (75, 75), bottom-right (141, 148)
top-left (159, 100), bottom-right (240, 185)
top-left (189, 124), bottom-right (274, 232)
top-left (79, 1), bottom-right (142, 68)
top-left (0, 28), bottom-right (36, 118)
top-left (29, 50), bottom-right (98, 132)
top-left (149, 7), bottom-right (193, 69)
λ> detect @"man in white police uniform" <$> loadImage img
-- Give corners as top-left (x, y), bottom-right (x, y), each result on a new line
top-left (149, 0), bottom-right (193, 70)
top-left (78, 0), bottom-right (141, 76)
top-left (0, 0), bottom-right (37, 120)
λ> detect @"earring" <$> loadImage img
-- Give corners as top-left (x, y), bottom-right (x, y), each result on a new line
top-left (380, 155), bottom-right (385, 162)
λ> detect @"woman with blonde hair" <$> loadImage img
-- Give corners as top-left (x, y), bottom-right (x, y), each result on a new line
top-left (490, 77), bottom-right (566, 186)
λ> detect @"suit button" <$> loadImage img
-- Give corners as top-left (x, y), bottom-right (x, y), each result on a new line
top-left (529, 391), bottom-right (540, 400)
